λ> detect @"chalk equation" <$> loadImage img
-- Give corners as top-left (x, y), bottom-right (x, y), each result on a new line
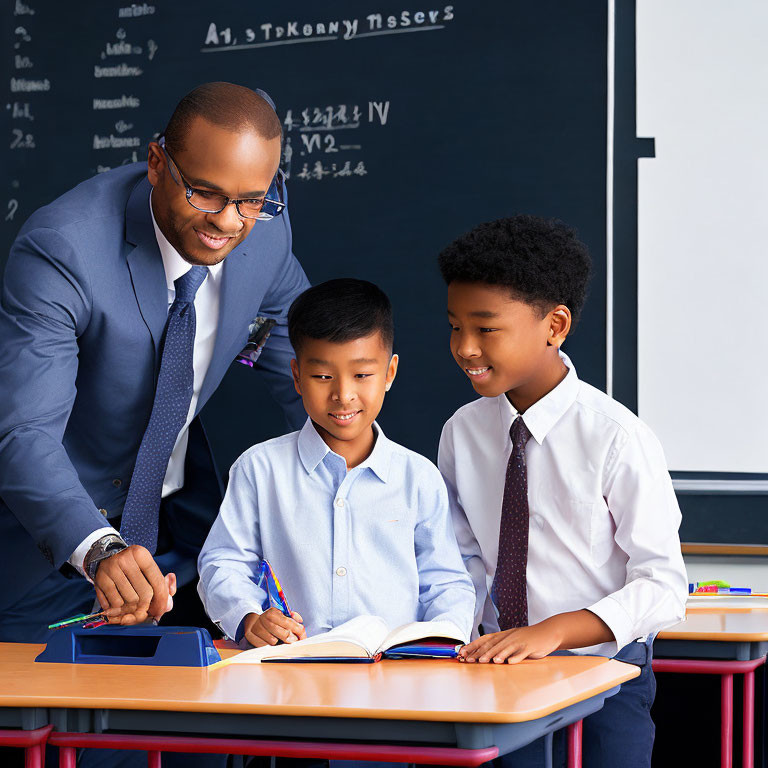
top-left (280, 101), bottom-right (389, 181)
top-left (293, 161), bottom-right (368, 181)
top-left (202, 6), bottom-right (454, 52)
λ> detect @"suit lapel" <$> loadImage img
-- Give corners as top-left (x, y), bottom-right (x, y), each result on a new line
top-left (125, 177), bottom-right (167, 358)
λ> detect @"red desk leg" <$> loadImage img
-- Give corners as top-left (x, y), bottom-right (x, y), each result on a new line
top-left (59, 745), bottom-right (76, 768)
top-left (0, 725), bottom-right (53, 768)
top-left (743, 669), bottom-right (755, 768)
top-left (653, 656), bottom-right (766, 768)
top-left (148, 750), bottom-right (161, 768)
top-left (721, 673), bottom-right (734, 768)
top-left (566, 719), bottom-right (582, 768)
top-left (24, 743), bottom-right (42, 768)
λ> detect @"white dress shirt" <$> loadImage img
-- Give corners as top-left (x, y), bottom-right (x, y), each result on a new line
top-left (69, 194), bottom-right (223, 574)
top-left (438, 352), bottom-right (688, 656)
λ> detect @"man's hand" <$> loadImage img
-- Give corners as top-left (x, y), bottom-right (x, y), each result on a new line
top-left (459, 610), bottom-right (613, 664)
top-left (243, 609), bottom-right (306, 647)
top-left (93, 545), bottom-right (176, 625)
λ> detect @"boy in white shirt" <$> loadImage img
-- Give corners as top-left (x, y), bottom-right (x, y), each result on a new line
top-left (437, 215), bottom-right (687, 768)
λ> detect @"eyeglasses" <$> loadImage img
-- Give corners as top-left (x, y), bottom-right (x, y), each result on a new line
top-left (157, 136), bottom-right (285, 221)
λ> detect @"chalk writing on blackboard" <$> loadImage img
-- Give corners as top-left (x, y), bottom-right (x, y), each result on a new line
top-left (8, 102), bottom-right (34, 120)
top-left (94, 64), bottom-right (143, 78)
top-left (13, 0), bottom-right (35, 16)
top-left (202, 6), bottom-right (455, 52)
top-left (10, 129), bottom-right (35, 149)
top-left (280, 101), bottom-right (390, 180)
top-left (294, 161), bottom-right (368, 181)
top-left (118, 4), bottom-right (155, 19)
top-left (93, 134), bottom-right (140, 150)
top-left (10, 78), bottom-right (49, 92)
top-left (93, 95), bottom-right (140, 110)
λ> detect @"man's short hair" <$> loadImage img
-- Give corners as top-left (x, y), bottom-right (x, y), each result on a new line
top-left (288, 279), bottom-right (394, 357)
top-left (437, 215), bottom-right (592, 326)
top-left (163, 82), bottom-right (281, 152)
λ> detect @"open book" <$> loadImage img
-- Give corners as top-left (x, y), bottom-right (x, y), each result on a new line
top-left (225, 616), bottom-right (467, 663)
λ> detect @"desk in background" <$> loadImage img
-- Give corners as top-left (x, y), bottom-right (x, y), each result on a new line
top-left (0, 642), bottom-right (638, 768)
top-left (654, 603), bottom-right (768, 768)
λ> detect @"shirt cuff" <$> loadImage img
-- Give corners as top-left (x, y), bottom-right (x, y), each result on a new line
top-left (218, 601), bottom-right (264, 643)
top-left (586, 595), bottom-right (636, 655)
top-left (69, 526), bottom-right (120, 581)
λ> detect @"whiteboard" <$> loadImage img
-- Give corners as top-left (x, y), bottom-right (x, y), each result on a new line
top-left (636, 0), bottom-right (768, 473)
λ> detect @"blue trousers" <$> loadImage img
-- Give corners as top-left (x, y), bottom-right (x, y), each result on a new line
top-left (495, 640), bottom-right (656, 768)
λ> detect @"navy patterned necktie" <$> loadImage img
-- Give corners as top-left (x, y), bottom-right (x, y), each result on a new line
top-left (491, 415), bottom-right (533, 630)
top-left (120, 266), bottom-right (209, 553)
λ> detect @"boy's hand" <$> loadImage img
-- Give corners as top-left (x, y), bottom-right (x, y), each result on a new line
top-left (459, 610), bottom-right (613, 664)
top-left (244, 609), bottom-right (306, 647)
top-left (94, 545), bottom-right (176, 625)
top-left (459, 623), bottom-right (562, 664)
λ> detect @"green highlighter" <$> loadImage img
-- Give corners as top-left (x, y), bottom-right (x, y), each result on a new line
top-left (48, 611), bottom-right (106, 630)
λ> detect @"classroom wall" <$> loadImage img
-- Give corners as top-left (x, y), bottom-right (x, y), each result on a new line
top-left (636, 0), bottom-right (768, 476)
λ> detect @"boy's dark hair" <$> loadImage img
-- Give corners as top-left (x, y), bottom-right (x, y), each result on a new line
top-left (288, 278), bottom-right (394, 356)
top-left (437, 215), bottom-right (592, 327)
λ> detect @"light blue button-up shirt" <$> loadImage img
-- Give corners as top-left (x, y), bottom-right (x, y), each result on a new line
top-left (198, 418), bottom-right (475, 642)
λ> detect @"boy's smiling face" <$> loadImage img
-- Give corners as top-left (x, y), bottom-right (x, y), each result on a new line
top-left (291, 332), bottom-right (398, 467)
top-left (447, 281), bottom-right (570, 411)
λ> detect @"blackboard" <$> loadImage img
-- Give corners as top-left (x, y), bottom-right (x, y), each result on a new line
top-left (1, 1), bottom-right (609, 471)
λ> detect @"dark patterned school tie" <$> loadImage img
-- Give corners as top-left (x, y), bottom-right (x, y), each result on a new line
top-left (120, 266), bottom-right (208, 553)
top-left (491, 416), bottom-right (533, 630)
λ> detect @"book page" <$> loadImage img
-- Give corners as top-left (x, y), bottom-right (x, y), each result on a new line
top-left (378, 619), bottom-right (467, 653)
top-left (225, 615), bottom-right (389, 664)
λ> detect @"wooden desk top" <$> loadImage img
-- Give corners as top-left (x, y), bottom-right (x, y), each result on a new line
top-left (658, 606), bottom-right (768, 642)
top-left (0, 643), bottom-right (638, 724)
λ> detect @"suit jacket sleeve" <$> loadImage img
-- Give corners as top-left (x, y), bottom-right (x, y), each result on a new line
top-left (252, 196), bottom-right (309, 432)
top-left (0, 226), bottom-right (108, 568)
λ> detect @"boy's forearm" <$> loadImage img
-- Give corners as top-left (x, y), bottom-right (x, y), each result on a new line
top-left (542, 609), bottom-right (615, 650)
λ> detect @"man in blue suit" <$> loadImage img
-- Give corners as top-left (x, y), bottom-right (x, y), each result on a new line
top-left (0, 82), bottom-right (309, 646)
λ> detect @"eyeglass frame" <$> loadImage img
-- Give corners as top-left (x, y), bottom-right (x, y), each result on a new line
top-left (156, 135), bottom-right (286, 221)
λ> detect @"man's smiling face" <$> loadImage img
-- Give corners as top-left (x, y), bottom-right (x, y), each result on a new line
top-left (147, 115), bottom-right (281, 267)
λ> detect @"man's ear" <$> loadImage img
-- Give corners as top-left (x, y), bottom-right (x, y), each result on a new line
top-left (146, 142), bottom-right (164, 187)
top-left (290, 359), bottom-right (302, 396)
top-left (547, 305), bottom-right (571, 348)
top-left (385, 354), bottom-right (399, 392)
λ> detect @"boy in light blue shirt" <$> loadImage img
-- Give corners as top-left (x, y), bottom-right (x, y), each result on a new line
top-left (198, 278), bottom-right (474, 646)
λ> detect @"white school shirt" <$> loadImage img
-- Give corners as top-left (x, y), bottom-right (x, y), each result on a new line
top-left (438, 352), bottom-right (688, 656)
top-left (69, 194), bottom-right (223, 574)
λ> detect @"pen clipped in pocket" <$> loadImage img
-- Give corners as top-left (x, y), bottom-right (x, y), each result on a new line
top-left (235, 316), bottom-right (277, 368)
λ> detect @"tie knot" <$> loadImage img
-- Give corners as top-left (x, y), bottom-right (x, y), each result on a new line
top-left (174, 266), bottom-right (208, 303)
top-left (509, 416), bottom-right (531, 449)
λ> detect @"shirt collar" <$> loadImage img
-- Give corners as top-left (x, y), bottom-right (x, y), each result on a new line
top-left (497, 350), bottom-right (580, 445)
top-left (149, 191), bottom-right (223, 292)
top-left (297, 417), bottom-right (392, 483)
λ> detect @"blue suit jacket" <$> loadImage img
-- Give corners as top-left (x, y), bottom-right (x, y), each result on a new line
top-left (0, 163), bottom-right (309, 609)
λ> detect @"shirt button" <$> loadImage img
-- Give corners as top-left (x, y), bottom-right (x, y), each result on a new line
top-left (112, 479), bottom-right (122, 488)
top-left (335, 498), bottom-right (345, 508)
top-left (335, 566), bottom-right (347, 577)
top-left (99, 508), bottom-right (108, 517)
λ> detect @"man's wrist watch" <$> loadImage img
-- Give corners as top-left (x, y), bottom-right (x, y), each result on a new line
top-left (84, 533), bottom-right (127, 581)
